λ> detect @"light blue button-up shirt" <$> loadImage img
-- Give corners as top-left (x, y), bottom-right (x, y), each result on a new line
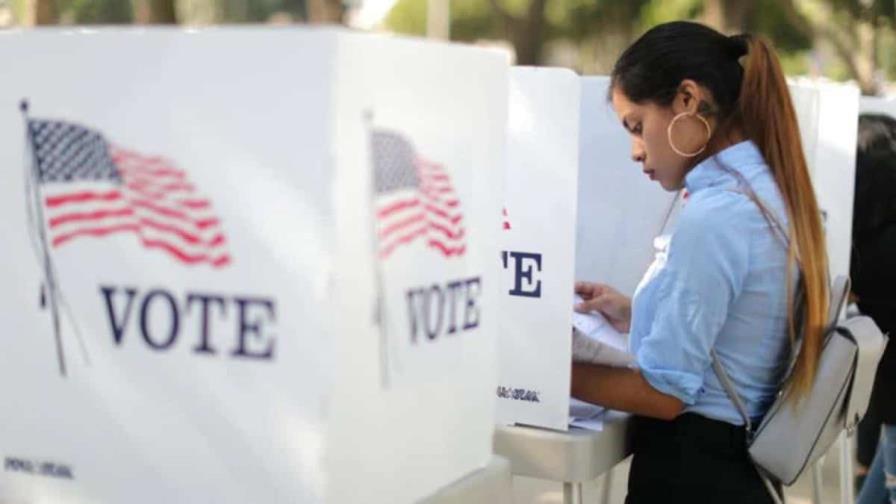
top-left (629, 140), bottom-right (795, 425)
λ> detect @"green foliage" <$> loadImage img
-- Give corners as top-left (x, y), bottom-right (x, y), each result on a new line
top-left (10, 0), bottom-right (29, 23)
top-left (384, 0), bottom-right (426, 36)
top-left (881, 27), bottom-right (896, 77)
top-left (751, 0), bottom-right (811, 53)
top-left (451, 0), bottom-right (500, 41)
top-left (62, 0), bottom-right (132, 23)
top-left (638, 0), bottom-right (700, 28)
top-left (559, 0), bottom-right (652, 42)
top-left (4, 0), bottom-right (893, 85)
top-left (385, 0), bottom-right (653, 44)
top-left (384, 0), bottom-right (825, 76)
top-left (385, 0), bottom-right (502, 41)
top-left (777, 48), bottom-right (810, 75)
top-left (217, 0), bottom-right (304, 22)
top-left (825, 0), bottom-right (895, 19)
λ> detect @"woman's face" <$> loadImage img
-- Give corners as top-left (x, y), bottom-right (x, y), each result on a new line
top-left (611, 84), bottom-right (707, 191)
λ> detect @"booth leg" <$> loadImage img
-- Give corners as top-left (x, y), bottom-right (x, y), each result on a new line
top-left (563, 482), bottom-right (583, 504)
top-left (600, 468), bottom-right (614, 504)
top-left (811, 459), bottom-right (824, 504)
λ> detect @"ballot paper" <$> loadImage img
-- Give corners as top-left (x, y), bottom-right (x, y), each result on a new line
top-left (568, 397), bottom-right (606, 431)
top-left (571, 295), bottom-right (634, 368)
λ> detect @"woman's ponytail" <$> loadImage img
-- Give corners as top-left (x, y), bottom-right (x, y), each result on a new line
top-left (737, 34), bottom-right (830, 402)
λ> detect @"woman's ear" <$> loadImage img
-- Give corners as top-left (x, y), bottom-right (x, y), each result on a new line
top-left (673, 79), bottom-right (703, 115)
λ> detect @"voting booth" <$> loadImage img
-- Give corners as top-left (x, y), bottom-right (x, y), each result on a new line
top-left (575, 77), bottom-right (681, 298)
top-left (496, 67), bottom-right (581, 431)
top-left (789, 80), bottom-right (861, 504)
top-left (0, 28), bottom-right (508, 504)
top-left (575, 77), bottom-right (860, 296)
top-left (789, 80), bottom-right (860, 279)
top-left (496, 75), bottom-right (677, 432)
top-left (859, 95), bottom-right (896, 116)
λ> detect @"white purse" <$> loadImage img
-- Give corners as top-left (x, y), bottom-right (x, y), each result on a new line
top-left (712, 276), bottom-right (888, 502)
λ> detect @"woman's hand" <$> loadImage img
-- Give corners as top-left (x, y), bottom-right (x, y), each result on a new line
top-left (574, 281), bottom-right (632, 333)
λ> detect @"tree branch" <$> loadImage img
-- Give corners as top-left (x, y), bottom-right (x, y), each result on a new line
top-left (778, 0), bottom-right (865, 89)
top-left (487, 0), bottom-right (513, 24)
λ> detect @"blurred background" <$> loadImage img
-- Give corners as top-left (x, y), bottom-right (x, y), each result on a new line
top-left (2, 0), bottom-right (896, 96)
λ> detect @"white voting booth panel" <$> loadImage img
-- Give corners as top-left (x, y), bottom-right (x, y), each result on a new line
top-left (790, 80), bottom-right (859, 280)
top-left (496, 67), bottom-right (580, 431)
top-left (0, 29), bottom-right (507, 504)
top-left (860, 95), bottom-right (896, 116)
top-left (496, 75), bottom-right (678, 432)
top-left (576, 77), bottom-right (679, 298)
top-left (325, 34), bottom-right (508, 504)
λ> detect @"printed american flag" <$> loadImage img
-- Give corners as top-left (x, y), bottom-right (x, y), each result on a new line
top-left (371, 130), bottom-right (465, 259)
top-left (28, 119), bottom-right (231, 268)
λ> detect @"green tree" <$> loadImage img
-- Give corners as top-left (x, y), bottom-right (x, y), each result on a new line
top-left (11, 0), bottom-right (61, 24)
top-left (35, 0), bottom-right (58, 23)
top-left (385, 0), bottom-right (651, 66)
top-left (779, 0), bottom-right (895, 94)
top-left (62, 0), bottom-right (132, 23)
top-left (306, 0), bottom-right (342, 22)
top-left (384, 0), bottom-right (820, 73)
top-left (131, 0), bottom-right (176, 23)
top-left (488, 0), bottom-right (548, 64)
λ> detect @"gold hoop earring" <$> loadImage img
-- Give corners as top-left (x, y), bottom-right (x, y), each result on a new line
top-left (667, 111), bottom-right (712, 158)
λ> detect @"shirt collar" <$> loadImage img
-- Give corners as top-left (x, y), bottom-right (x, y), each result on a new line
top-left (684, 140), bottom-right (766, 194)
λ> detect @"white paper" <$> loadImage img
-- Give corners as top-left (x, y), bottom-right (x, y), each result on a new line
top-left (571, 295), bottom-right (634, 367)
top-left (570, 417), bottom-right (605, 431)
top-left (569, 396), bottom-right (605, 418)
top-left (568, 397), bottom-right (606, 431)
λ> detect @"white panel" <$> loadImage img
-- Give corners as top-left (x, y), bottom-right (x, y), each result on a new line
top-left (575, 77), bottom-right (678, 298)
top-left (495, 67), bottom-right (580, 430)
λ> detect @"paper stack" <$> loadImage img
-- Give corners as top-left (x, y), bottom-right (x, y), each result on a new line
top-left (571, 295), bottom-right (634, 368)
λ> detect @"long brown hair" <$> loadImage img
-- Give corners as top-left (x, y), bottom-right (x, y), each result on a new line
top-left (611, 22), bottom-right (829, 400)
top-left (736, 35), bottom-right (829, 399)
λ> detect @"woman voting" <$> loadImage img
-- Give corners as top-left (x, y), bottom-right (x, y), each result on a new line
top-left (571, 22), bottom-right (830, 504)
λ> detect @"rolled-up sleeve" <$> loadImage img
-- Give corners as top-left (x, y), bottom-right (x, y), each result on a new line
top-left (636, 193), bottom-right (751, 404)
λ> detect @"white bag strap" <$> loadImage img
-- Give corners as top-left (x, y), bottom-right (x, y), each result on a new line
top-left (711, 276), bottom-right (848, 422)
top-left (710, 276), bottom-right (849, 438)
top-left (710, 349), bottom-right (752, 432)
top-left (828, 276), bottom-right (850, 327)
top-left (708, 171), bottom-right (786, 435)
top-left (709, 276), bottom-right (838, 503)
top-left (710, 352), bottom-right (785, 503)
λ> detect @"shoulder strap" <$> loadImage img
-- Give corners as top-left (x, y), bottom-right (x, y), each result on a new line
top-left (712, 352), bottom-right (785, 503)
top-left (720, 167), bottom-right (790, 248)
top-left (711, 276), bottom-right (849, 436)
top-left (828, 276), bottom-right (850, 329)
top-left (709, 172), bottom-right (787, 435)
top-left (710, 349), bottom-right (752, 433)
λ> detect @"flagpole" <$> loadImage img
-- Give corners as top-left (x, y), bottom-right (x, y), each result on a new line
top-left (21, 100), bottom-right (66, 377)
top-left (365, 112), bottom-right (392, 388)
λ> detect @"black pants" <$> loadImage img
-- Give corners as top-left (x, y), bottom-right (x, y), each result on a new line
top-left (625, 413), bottom-right (778, 504)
